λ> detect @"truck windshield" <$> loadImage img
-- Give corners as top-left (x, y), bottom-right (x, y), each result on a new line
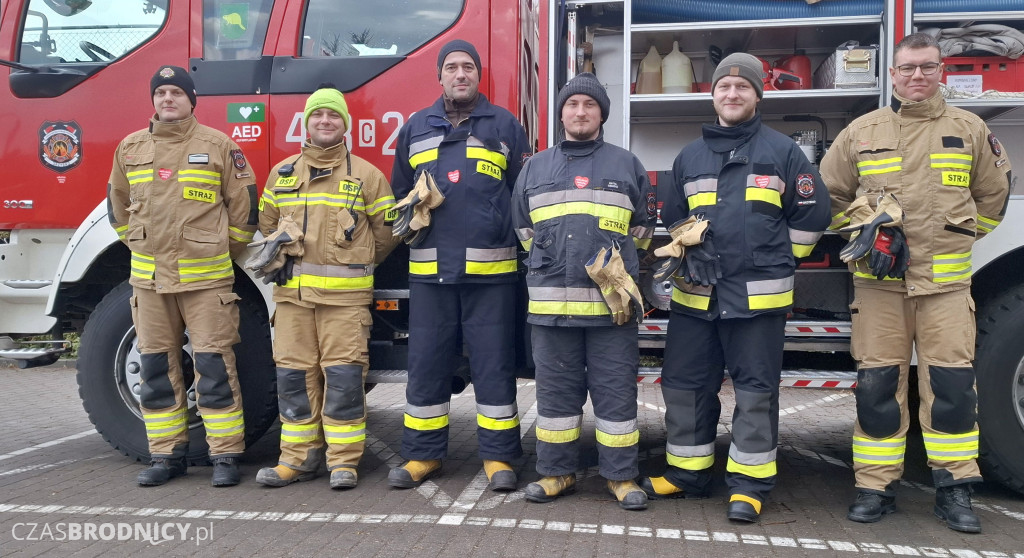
top-left (18, 0), bottom-right (166, 64)
top-left (300, 0), bottom-right (464, 58)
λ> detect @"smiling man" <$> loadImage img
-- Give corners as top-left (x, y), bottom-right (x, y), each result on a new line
top-left (645, 53), bottom-right (831, 522)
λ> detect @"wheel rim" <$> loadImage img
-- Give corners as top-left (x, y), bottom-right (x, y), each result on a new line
top-left (113, 325), bottom-right (202, 429)
top-left (1014, 354), bottom-right (1024, 430)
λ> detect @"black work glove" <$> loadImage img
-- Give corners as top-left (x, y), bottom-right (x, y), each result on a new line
top-left (275, 256), bottom-right (296, 286)
top-left (868, 227), bottom-right (909, 279)
top-left (683, 235), bottom-right (722, 287)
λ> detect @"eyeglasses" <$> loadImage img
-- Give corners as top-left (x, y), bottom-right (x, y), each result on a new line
top-left (895, 62), bottom-right (942, 76)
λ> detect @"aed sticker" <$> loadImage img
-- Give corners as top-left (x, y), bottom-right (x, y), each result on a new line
top-left (476, 160), bottom-right (502, 180)
top-left (598, 218), bottom-right (628, 235)
top-left (275, 176), bottom-right (298, 188)
top-left (183, 186), bottom-right (217, 203)
top-left (942, 171), bottom-right (970, 187)
top-left (339, 180), bottom-right (361, 193)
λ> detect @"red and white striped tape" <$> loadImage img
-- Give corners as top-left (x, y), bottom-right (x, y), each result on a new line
top-left (637, 376), bottom-right (857, 388)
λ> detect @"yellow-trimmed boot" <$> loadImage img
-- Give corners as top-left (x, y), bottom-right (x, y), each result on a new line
top-left (524, 474), bottom-right (576, 503)
top-left (483, 460), bottom-right (517, 492)
top-left (255, 465), bottom-right (317, 487)
top-left (639, 476), bottom-right (709, 500)
top-left (608, 480), bottom-right (649, 511)
top-left (388, 459), bottom-right (442, 488)
top-left (727, 494), bottom-right (762, 523)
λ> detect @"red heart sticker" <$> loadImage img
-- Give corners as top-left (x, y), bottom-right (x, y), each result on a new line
top-left (448, 170), bottom-right (460, 183)
top-left (158, 168), bottom-right (173, 180)
top-left (754, 175), bottom-right (771, 188)
top-left (574, 176), bottom-right (589, 189)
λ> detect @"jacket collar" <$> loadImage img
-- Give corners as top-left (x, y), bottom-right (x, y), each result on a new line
top-left (701, 113), bottom-right (761, 153)
top-left (149, 114), bottom-right (198, 141)
top-left (428, 93), bottom-right (497, 121)
top-left (301, 140), bottom-right (349, 168)
top-left (889, 90), bottom-right (946, 121)
top-left (560, 130), bottom-right (604, 156)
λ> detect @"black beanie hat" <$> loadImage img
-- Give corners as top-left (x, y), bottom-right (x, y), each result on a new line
top-left (437, 39), bottom-right (482, 79)
top-left (150, 65), bottom-right (197, 108)
top-left (556, 72), bottom-right (610, 123)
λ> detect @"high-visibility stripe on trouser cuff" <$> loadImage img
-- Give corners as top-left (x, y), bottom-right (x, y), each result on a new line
top-left (405, 402), bottom-right (450, 431)
top-left (536, 415), bottom-right (582, 443)
top-left (477, 410), bottom-right (521, 431)
top-left (666, 442), bottom-right (715, 471)
top-left (324, 422), bottom-right (367, 444)
top-left (852, 436), bottom-right (906, 465)
top-left (203, 409), bottom-right (244, 437)
top-left (923, 431), bottom-right (979, 461)
top-left (595, 418), bottom-right (639, 448)
top-left (281, 423), bottom-right (321, 444)
top-left (144, 409), bottom-right (187, 438)
top-left (726, 456), bottom-right (777, 479)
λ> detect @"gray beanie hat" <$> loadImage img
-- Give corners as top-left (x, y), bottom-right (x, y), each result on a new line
top-left (711, 53), bottom-right (765, 98)
top-left (437, 39), bottom-right (481, 80)
top-left (556, 72), bottom-right (610, 122)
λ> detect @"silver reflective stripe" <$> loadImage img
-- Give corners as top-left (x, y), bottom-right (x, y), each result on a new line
top-left (325, 428), bottom-right (366, 442)
top-left (466, 247), bottom-right (517, 262)
top-left (630, 225), bottom-right (653, 239)
top-left (409, 135), bottom-right (443, 157)
top-left (409, 248), bottom-right (438, 262)
top-left (745, 174), bottom-right (785, 193)
top-left (406, 402), bottom-right (450, 418)
top-left (927, 448), bottom-right (978, 458)
top-left (528, 286), bottom-right (604, 302)
top-left (854, 438), bottom-right (905, 448)
top-left (537, 415), bottom-right (582, 430)
top-left (293, 262), bottom-right (374, 277)
top-left (930, 155), bottom-right (973, 168)
top-left (466, 136), bottom-right (485, 148)
top-left (516, 227), bottom-right (534, 241)
top-left (478, 403), bottom-right (518, 419)
top-left (204, 423), bottom-right (244, 435)
top-left (595, 417), bottom-right (637, 435)
top-left (746, 276), bottom-right (794, 295)
top-left (667, 442), bottom-right (714, 458)
top-left (729, 446), bottom-right (777, 465)
top-left (683, 177), bottom-right (718, 198)
top-left (789, 228), bottom-right (822, 245)
top-left (529, 189), bottom-right (635, 212)
top-left (146, 424), bottom-right (184, 435)
top-left (852, 452), bottom-right (903, 462)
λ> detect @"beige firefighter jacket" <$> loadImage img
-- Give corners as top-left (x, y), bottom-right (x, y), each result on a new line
top-left (259, 141), bottom-right (397, 307)
top-left (108, 115), bottom-right (258, 293)
top-left (821, 91), bottom-right (1012, 295)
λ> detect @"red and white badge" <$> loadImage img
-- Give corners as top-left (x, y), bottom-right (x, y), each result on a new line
top-left (574, 176), bottom-right (589, 189)
top-left (796, 174), bottom-right (815, 198)
top-left (448, 170), bottom-right (460, 183)
top-left (158, 168), bottom-right (173, 180)
top-left (754, 175), bottom-right (771, 189)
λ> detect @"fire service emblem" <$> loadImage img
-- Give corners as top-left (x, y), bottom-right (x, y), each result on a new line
top-left (39, 121), bottom-right (83, 173)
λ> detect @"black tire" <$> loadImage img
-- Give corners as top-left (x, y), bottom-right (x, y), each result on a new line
top-left (975, 285), bottom-right (1024, 495)
top-left (76, 281), bottom-right (277, 464)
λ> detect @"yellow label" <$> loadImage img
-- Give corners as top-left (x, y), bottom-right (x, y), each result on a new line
top-left (598, 218), bottom-right (628, 235)
top-left (183, 186), bottom-right (217, 203)
top-left (384, 208), bottom-right (399, 222)
top-left (476, 160), bottom-right (502, 180)
top-left (942, 171), bottom-right (970, 187)
top-left (258, 196), bottom-right (265, 211)
top-left (275, 176), bottom-right (298, 188)
top-left (339, 180), bottom-right (361, 193)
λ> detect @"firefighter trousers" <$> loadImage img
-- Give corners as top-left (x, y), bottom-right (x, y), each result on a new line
top-left (532, 324), bottom-right (639, 480)
top-left (849, 287), bottom-right (981, 495)
top-left (402, 282), bottom-right (522, 462)
top-left (131, 286), bottom-right (244, 458)
top-left (273, 302), bottom-right (372, 472)
top-left (660, 311), bottom-right (786, 503)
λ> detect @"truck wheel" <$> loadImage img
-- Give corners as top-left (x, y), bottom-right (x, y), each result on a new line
top-left (975, 285), bottom-right (1024, 495)
top-left (76, 281), bottom-right (277, 464)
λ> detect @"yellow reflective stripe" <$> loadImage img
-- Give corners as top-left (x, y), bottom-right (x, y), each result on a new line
top-left (792, 243), bottom-right (814, 258)
top-left (829, 210), bottom-right (851, 230)
top-left (528, 300), bottom-right (610, 316)
top-left (178, 176), bottom-right (220, 185)
top-left (932, 251), bottom-right (972, 283)
top-left (521, 238), bottom-right (533, 251)
top-left (179, 252), bottom-right (233, 282)
top-left (143, 409), bottom-right (187, 438)
top-left (536, 426), bottom-right (580, 443)
top-left (366, 196), bottom-right (397, 216)
top-left (745, 187), bottom-right (781, 207)
top-left (730, 494), bottom-right (762, 514)
top-left (281, 423), bottom-right (321, 443)
top-left (228, 226), bottom-right (255, 242)
top-left (180, 252), bottom-right (230, 264)
top-left (672, 286), bottom-right (710, 310)
top-left (404, 413), bottom-right (448, 431)
top-left (477, 414), bottom-right (521, 431)
top-left (748, 290), bottom-right (793, 311)
top-left (923, 431), bottom-right (979, 461)
top-left (726, 457), bottom-right (777, 479)
top-left (324, 422), bottom-right (367, 443)
top-left (856, 157), bottom-right (902, 176)
top-left (409, 260), bottom-right (438, 276)
top-left (977, 214), bottom-right (1000, 233)
top-left (466, 260), bottom-right (517, 275)
top-left (127, 169), bottom-right (154, 185)
top-left (666, 453), bottom-right (714, 470)
top-left (280, 274), bottom-right (374, 291)
top-left (852, 436), bottom-right (906, 464)
top-left (853, 271), bottom-right (903, 281)
top-left (687, 192), bottom-right (717, 210)
top-left (596, 429), bottom-right (639, 448)
top-left (634, 237), bottom-right (651, 250)
top-left (930, 153), bottom-right (973, 170)
top-left (529, 201), bottom-right (631, 225)
top-left (466, 146), bottom-right (507, 170)
top-left (409, 148), bottom-right (438, 169)
top-left (179, 169), bottom-right (221, 178)
top-left (126, 169), bottom-right (153, 178)
top-left (131, 252), bottom-right (156, 280)
top-left (203, 413), bottom-right (244, 437)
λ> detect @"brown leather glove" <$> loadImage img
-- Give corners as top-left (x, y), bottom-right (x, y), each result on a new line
top-left (585, 244), bottom-right (644, 326)
top-left (245, 215), bottom-right (304, 273)
top-left (393, 171), bottom-right (445, 242)
top-left (652, 215), bottom-right (709, 282)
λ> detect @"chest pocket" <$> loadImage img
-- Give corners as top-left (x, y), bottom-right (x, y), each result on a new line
top-left (271, 176), bottom-right (304, 221)
top-left (855, 137), bottom-right (901, 196)
top-left (124, 151), bottom-right (155, 202)
top-left (333, 176), bottom-right (371, 264)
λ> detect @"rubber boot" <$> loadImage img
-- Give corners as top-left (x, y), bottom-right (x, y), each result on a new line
top-left (727, 494), bottom-right (762, 523)
top-left (330, 467), bottom-right (358, 490)
top-left (639, 476), bottom-right (708, 500)
top-left (934, 485), bottom-right (982, 533)
top-left (483, 460), bottom-right (517, 492)
top-left (211, 457), bottom-right (240, 487)
top-left (388, 459), bottom-right (442, 488)
top-left (607, 480), bottom-right (649, 511)
top-left (523, 474), bottom-right (576, 503)
top-left (847, 491), bottom-right (896, 523)
top-left (137, 457), bottom-right (187, 487)
top-left (255, 464), bottom-right (318, 487)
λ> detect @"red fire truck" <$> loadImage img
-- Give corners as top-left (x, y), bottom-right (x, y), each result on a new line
top-left (3, 0), bottom-right (1024, 494)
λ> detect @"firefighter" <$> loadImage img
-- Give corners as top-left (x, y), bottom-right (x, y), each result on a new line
top-left (820, 33), bottom-right (1012, 533)
top-left (253, 85), bottom-right (397, 490)
top-left (388, 40), bottom-right (530, 490)
top-left (644, 53), bottom-right (831, 521)
top-left (107, 65), bottom-right (258, 487)
top-left (512, 73), bottom-right (655, 510)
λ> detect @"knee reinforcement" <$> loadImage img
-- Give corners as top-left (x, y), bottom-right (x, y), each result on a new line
top-left (140, 352), bottom-right (175, 409)
top-left (324, 364), bottom-right (365, 421)
top-left (929, 366), bottom-right (977, 433)
top-left (855, 365), bottom-right (901, 438)
top-left (277, 367), bottom-right (312, 421)
top-left (195, 352), bottom-right (235, 409)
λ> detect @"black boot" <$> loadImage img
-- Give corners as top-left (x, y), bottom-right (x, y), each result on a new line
top-left (137, 457), bottom-right (187, 486)
top-left (934, 485), bottom-right (981, 533)
top-left (211, 457), bottom-right (240, 487)
top-left (847, 491), bottom-right (896, 523)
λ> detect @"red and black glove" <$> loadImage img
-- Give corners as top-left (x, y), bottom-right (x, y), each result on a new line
top-left (868, 227), bottom-right (909, 279)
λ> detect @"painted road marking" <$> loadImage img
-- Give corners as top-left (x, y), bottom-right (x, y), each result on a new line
top-left (780, 391), bottom-right (852, 416)
top-left (0, 503), bottom-right (1019, 557)
top-left (0, 429), bottom-right (96, 462)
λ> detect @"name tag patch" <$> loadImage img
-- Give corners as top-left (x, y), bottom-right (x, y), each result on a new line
top-left (476, 160), bottom-right (502, 180)
top-left (598, 218), bottom-right (628, 235)
top-left (941, 171), bottom-right (970, 187)
top-left (188, 153), bottom-right (210, 164)
top-left (183, 186), bottom-right (217, 203)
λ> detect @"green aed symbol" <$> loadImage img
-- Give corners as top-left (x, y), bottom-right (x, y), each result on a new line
top-left (228, 102), bottom-right (265, 123)
top-left (220, 4), bottom-right (249, 40)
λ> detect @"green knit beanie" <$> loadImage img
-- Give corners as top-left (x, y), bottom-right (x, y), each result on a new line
top-left (304, 86), bottom-right (350, 130)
